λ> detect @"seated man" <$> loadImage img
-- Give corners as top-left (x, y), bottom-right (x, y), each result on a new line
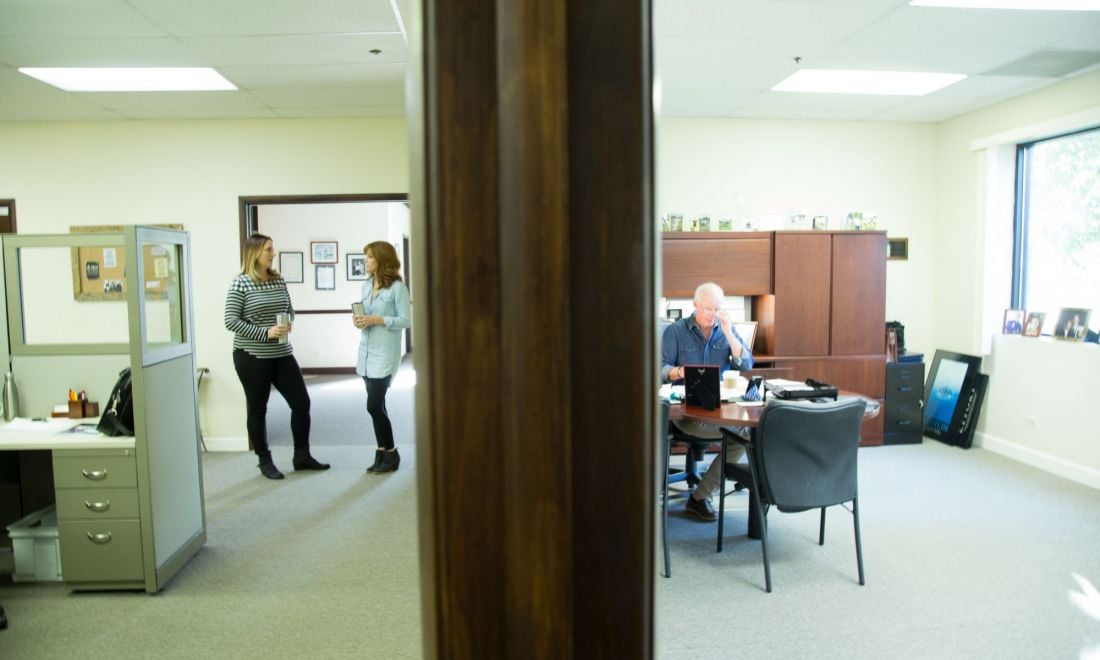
top-left (662, 281), bottom-right (753, 521)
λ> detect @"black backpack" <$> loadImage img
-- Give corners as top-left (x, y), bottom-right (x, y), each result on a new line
top-left (97, 367), bottom-right (135, 437)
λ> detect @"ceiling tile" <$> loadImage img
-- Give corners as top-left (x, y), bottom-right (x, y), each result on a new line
top-left (657, 37), bottom-right (837, 69)
top-left (852, 5), bottom-right (1097, 48)
top-left (220, 63), bottom-right (406, 89)
top-left (0, 37), bottom-right (205, 68)
top-left (180, 34), bottom-right (407, 67)
top-left (811, 41), bottom-right (1031, 74)
top-left (0, 0), bottom-right (166, 37)
top-left (659, 89), bottom-right (761, 117)
top-left (77, 90), bottom-right (273, 112)
top-left (127, 0), bottom-right (400, 36)
top-left (656, 0), bottom-right (899, 40)
top-left (276, 106), bottom-right (405, 118)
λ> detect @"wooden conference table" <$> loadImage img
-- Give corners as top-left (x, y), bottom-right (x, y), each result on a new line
top-left (668, 393), bottom-right (880, 542)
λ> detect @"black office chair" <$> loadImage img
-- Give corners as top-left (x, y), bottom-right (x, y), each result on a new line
top-left (721, 398), bottom-right (867, 593)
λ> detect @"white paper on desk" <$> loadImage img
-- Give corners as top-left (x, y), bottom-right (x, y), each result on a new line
top-left (0, 417), bottom-right (71, 432)
top-left (737, 400), bottom-right (765, 407)
top-left (765, 378), bottom-right (814, 391)
top-left (721, 386), bottom-right (747, 401)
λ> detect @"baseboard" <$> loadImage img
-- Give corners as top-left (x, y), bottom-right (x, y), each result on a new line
top-left (976, 431), bottom-right (1100, 491)
top-left (202, 436), bottom-right (249, 452)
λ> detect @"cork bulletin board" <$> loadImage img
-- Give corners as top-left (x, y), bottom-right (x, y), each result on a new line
top-left (70, 224), bottom-right (184, 301)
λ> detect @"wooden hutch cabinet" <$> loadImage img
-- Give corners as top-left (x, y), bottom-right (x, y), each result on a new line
top-left (662, 230), bottom-right (887, 444)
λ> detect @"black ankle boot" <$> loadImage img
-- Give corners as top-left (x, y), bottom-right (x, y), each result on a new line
top-left (258, 461), bottom-right (285, 480)
top-left (366, 448), bottom-right (384, 473)
top-left (293, 454), bottom-right (330, 471)
top-left (373, 448), bottom-right (400, 474)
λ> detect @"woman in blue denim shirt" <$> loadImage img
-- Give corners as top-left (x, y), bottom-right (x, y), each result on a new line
top-left (353, 241), bottom-right (411, 474)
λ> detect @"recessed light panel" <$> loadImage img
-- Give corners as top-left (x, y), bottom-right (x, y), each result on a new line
top-left (911, 0), bottom-right (1100, 10)
top-left (18, 68), bottom-right (237, 92)
top-left (773, 69), bottom-right (966, 95)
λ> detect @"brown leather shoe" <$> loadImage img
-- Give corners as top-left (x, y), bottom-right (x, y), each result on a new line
top-left (685, 494), bottom-right (718, 521)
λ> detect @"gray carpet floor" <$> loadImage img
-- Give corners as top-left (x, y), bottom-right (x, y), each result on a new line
top-left (2, 367), bottom-right (1100, 658)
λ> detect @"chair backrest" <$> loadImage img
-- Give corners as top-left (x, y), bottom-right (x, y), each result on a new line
top-left (753, 398), bottom-right (867, 511)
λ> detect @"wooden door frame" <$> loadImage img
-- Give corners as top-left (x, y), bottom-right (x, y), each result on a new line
top-left (411, 1), bottom-right (655, 656)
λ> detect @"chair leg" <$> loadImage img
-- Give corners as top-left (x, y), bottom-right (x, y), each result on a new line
top-left (716, 436), bottom-right (728, 552)
top-left (853, 497), bottom-right (865, 586)
top-left (745, 451), bottom-right (771, 593)
top-left (819, 507), bottom-right (827, 545)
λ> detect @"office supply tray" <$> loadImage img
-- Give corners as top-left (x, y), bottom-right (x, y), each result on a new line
top-left (764, 378), bottom-right (839, 401)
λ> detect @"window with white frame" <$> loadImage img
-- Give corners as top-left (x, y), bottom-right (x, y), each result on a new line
top-left (1013, 127), bottom-right (1100, 336)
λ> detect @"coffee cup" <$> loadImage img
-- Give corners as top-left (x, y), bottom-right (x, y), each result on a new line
top-left (722, 370), bottom-right (737, 389)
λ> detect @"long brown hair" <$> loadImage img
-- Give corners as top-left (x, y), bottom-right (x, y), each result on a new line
top-left (365, 241), bottom-right (402, 289)
top-left (242, 233), bottom-right (278, 281)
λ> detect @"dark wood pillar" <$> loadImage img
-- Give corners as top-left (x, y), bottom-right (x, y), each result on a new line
top-left (410, 0), bottom-right (655, 657)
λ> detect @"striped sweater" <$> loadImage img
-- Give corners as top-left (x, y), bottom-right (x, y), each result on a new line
top-left (224, 273), bottom-right (295, 358)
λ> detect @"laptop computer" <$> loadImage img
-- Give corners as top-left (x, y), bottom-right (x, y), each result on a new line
top-left (683, 364), bottom-right (720, 410)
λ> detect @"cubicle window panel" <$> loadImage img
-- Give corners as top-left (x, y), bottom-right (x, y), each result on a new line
top-left (134, 227), bottom-right (192, 367)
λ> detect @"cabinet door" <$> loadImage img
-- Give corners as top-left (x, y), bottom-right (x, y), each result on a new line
top-left (831, 233), bottom-right (886, 355)
top-left (662, 235), bottom-right (772, 297)
top-left (771, 233), bottom-right (830, 355)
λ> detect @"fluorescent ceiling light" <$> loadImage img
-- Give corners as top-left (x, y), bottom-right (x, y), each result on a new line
top-left (18, 67), bottom-right (236, 92)
top-left (772, 69), bottom-right (966, 95)
top-left (911, 0), bottom-right (1100, 9)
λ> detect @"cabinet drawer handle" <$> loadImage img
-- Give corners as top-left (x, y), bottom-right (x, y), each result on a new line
top-left (898, 386), bottom-right (912, 393)
top-left (897, 419), bottom-right (912, 426)
top-left (87, 531), bottom-right (113, 544)
top-left (82, 468), bottom-right (108, 481)
top-left (84, 500), bottom-right (111, 512)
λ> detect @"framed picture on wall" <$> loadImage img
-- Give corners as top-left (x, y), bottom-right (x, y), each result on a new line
top-left (279, 251), bottom-right (304, 283)
top-left (347, 253), bottom-right (367, 280)
top-left (310, 241), bottom-right (338, 264)
top-left (315, 264), bottom-right (336, 290)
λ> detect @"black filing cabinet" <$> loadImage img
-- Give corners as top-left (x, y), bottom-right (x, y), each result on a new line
top-left (884, 362), bottom-right (924, 444)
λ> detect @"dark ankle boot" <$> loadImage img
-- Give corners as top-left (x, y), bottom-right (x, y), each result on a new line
top-left (293, 453), bottom-right (330, 471)
top-left (258, 460), bottom-right (284, 480)
top-left (366, 448), bottom-right (384, 473)
top-left (374, 448), bottom-right (400, 474)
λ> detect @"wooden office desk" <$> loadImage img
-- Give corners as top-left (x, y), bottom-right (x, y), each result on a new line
top-left (668, 394), bottom-right (879, 541)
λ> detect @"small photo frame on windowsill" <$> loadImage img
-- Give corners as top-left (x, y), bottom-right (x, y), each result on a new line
top-left (315, 264), bottom-right (336, 290)
top-left (1002, 309), bottom-right (1025, 335)
top-left (1053, 307), bottom-right (1090, 342)
top-left (1022, 312), bottom-right (1045, 337)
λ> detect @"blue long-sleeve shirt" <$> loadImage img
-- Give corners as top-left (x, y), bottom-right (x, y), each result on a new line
top-left (661, 314), bottom-right (753, 383)
top-left (356, 277), bottom-right (411, 379)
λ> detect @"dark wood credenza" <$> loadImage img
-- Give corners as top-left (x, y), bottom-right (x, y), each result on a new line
top-left (663, 230), bottom-right (887, 444)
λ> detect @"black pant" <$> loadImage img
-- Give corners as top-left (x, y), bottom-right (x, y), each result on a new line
top-left (233, 350), bottom-right (311, 458)
top-left (363, 375), bottom-right (394, 450)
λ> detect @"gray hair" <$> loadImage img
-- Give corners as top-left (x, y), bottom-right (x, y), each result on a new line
top-left (694, 282), bottom-right (724, 302)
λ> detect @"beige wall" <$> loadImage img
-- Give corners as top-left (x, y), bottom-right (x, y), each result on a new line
top-left (935, 69), bottom-right (1100, 488)
top-left (0, 117), bottom-right (409, 449)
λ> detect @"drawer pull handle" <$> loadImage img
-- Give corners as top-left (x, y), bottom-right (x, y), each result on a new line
top-left (84, 500), bottom-right (111, 512)
top-left (898, 386), bottom-right (912, 393)
top-left (87, 531), bottom-right (112, 544)
top-left (897, 420), bottom-right (911, 426)
top-left (82, 468), bottom-right (108, 481)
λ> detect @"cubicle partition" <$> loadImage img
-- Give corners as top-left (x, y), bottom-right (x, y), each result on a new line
top-left (0, 227), bottom-right (205, 592)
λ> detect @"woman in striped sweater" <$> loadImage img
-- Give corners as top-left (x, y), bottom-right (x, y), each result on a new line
top-left (224, 233), bottom-right (329, 479)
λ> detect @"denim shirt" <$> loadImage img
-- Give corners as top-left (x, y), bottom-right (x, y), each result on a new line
top-left (356, 277), bottom-right (411, 379)
top-left (661, 314), bottom-right (753, 382)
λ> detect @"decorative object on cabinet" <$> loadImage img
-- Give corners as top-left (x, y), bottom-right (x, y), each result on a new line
top-left (862, 212), bottom-right (878, 230)
top-left (1023, 311), bottom-right (1045, 337)
top-left (844, 211), bottom-right (863, 230)
top-left (887, 237), bottom-right (908, 260)
top-left (660, 214), bottom-right (670, 232)
top-left (310, 241), bottom-right (338, 264)
top-left (696, 215), bottom-right (712, 232)
top-left (667, 308), bottom-right (682, 320)
top-left (717, 217), bottom-right (735, 231)
top-left (1002, 309), bottom-right (1026, 335)
top-left (741, 217), bottom-right (757, 231)
top-left (279, 251), bottom-right (304, 283)
top-left (786, 213), bottom-right (808, 229)
top-left (1053, 307), bottom-right (1090, 341)
top-left (812, 215), bottom-right (829, 230)
top-left (668, 214), bottom-right (684, 231)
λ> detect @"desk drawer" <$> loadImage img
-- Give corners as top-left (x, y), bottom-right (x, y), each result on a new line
top-left (58, 519), bottom-right (143, 583)
top-left (53, 456), bottom-right (137, 489)
top-left (886, 363), bottom-right (924, 398)
top-left (885, 399), bottom-right (922, 433)
top-left (55, 489), bottom-right (140, 520)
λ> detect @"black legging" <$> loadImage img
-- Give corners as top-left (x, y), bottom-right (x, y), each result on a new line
top-left (363, 375), bottom-right (394, 450)
top-left (233, 349), bottom-right (311, 456)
